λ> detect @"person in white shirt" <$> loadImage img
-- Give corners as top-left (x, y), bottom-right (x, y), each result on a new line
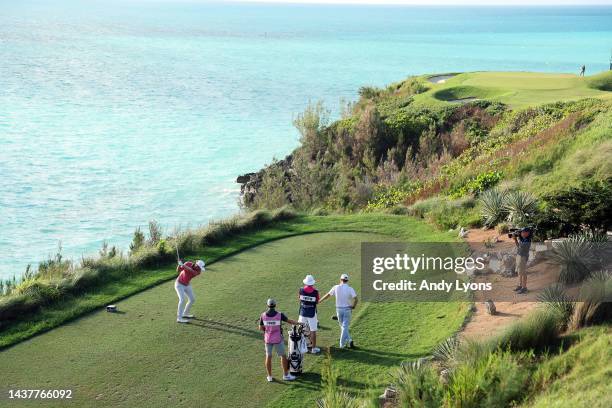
top-left (320, 273), bottom-right (358, 348)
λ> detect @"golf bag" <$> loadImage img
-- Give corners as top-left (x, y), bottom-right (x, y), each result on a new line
top-left (288, 325), bottom-right (308, 374)
top-left (301, 320), bottom-right (313, 349)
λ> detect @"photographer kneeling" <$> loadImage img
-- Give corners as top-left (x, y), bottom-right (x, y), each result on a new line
top-left (512, 227), bottom-right (532, 294)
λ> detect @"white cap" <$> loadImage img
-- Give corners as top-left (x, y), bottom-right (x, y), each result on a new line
top-left (340, 273), bottom-right (349, 281)
top-left (196, 260), bottom-right (206, 271)
top-left (303, 275), bottom-right (316, 286)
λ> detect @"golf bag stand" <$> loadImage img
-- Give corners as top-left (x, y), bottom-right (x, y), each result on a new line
top-left (288, 324), bottom-right (307, 374)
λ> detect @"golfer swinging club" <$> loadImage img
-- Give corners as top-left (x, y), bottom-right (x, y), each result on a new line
top-left (259, 298), bottom-right (300, 382)
top-left (320, 273), bottom-right (358, 349)
top-left (175, 259), bottom-right (205, 323)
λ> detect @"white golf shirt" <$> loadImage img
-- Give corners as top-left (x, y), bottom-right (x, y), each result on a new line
top-left (328, 283), bottom-right (357, 308)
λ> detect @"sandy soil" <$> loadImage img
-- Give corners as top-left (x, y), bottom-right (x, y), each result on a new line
top-left (427, 73), bottom-right (457, 84)
top-left (459, 228), bottom-right (561, 340)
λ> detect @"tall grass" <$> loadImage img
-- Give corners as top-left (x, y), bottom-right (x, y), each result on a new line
top-left (538, 284), bottom-right (574, 325)
top-left (394, 360), bottom-right (443, 407)
top-left (444, 348), bottom-right (530, 408)
top-left (569, 270), bottom-right (612, 331)
top-left (491, 308), bottom-right (563, 352)
top-left (317, 351), bottom-right (373, 408)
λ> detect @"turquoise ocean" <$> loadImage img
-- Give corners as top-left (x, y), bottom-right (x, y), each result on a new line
top-left (1, 0), bottom-right (611, 279)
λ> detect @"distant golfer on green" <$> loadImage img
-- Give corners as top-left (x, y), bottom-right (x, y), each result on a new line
top-left (259, 298), bottom-right (300, 382)
top-left (320, 274), bottom-right (358, 349)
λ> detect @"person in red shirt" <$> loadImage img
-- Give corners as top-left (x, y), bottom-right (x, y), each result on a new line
top-left (175, 259), bottom-right (205, 323)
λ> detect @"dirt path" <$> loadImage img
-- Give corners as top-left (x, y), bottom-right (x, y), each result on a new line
top-left (460, 228), bottom-right (560, 340)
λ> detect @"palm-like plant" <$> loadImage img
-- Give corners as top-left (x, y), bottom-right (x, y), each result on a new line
top-left (432, 336), bottom-right (460, 370)
top-left (549, 235), bottom-right (599, 284)
top-left (479, 188), bottom-right (508, 228)
top-left (569, 270), bottom-right (612, 330)
top-left (537, 284), bottom-right (574, 321)
top-left (503, 190), bottom-right (538, 227)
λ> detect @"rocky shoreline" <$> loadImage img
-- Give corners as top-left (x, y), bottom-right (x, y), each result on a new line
top-left (236, 154), bottom-right (293, 207)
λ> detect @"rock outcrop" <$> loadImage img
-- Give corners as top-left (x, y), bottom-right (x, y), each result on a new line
top-left (236, 154), bottom-right (293, 207)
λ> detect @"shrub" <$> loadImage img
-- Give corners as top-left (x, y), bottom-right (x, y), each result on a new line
top-left (542, 179), bottom-right (612, 233)
top-left (479, 188), bottom-right (508, 227)
top-left (537, 284), bottom-right (574, 325)
top-left (365, 185), bottom-right (411, 211)
top-left (431, 336), bottom-right (460, 370)
top-left (495, 222), bottom-right (510, 234)
top-left (311, 207), bottom-right (329, 216)
top-left (12, 280), bottom-right (62, 304)
top-left (148, 220), bottom-right (163, 244)
top-left (130, 227), bottom-right (146, 253)
top-left (358, 86), bottom-right (382, 100)
top-left (445, 348), bottom-right (530, 407)
top-left (394, 360), bottom-right (443, 407)
top-left (69, 267), bottom-right (101, 290)
top-left (386, 206), bottom-right (410, 215)
top-left (0, 294), bottom-right (41, 321)
top-left (271, 205), bottom-right (297, 221)
top-left (402, 78), bottom-right (428, 95)
top-left (492, 308), bottom-right (562, 352)
top-left (504, 190), bottom-right (538, 227)
top-left (568, 270), bottom-right (612, 330)
top-left (549, 235), bottom-right (599, 284)
top-left (410, 196), bottom-right (480, 230)
top-left (450, 170), bottom-right (503, 198)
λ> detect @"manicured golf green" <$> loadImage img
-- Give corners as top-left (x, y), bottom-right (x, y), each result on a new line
top-left (2, 229), bottom-right (467, 407)
top-left (415, 71), bottom-right (612, 108)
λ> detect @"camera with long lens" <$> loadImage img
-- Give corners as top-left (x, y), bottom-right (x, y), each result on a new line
top-left (508, 227), bottom-right (534, 239)
top-left (508, 228), bottom-right (521, 238)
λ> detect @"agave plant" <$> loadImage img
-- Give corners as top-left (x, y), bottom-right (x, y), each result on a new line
top-left (549, 236), bottom-right (599, 284)
top-left (537, 284), bottom-right (574, 322)
top-left (569, 270), bottom-right (612, 330)
top-left (503, 190), bottom-right (538, 227)
top-left (394, 359), bottom-right (444, 406)
top-left (479, 188), bottom-right (508, 227)
top-left (432, 336), bottom-right (460, 369)
top-left (316, 392), bottom-right (367, 408)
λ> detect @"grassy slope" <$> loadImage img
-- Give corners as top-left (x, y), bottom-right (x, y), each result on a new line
top-left (510, 106), bottom-right (612, 195)
top-left (414, 71), bottom-right (612, 108)
top-left (1, 215), bottom-right (468, 408)
top-left (522, 325), bottom-right (612, 408)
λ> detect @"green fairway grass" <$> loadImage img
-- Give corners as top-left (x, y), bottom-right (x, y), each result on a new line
top-left (1, 216), bottom-right (468, 407)
top-left (0, 214), bottom-right (454, 349)
top-left (415, 71), bottom-right (612, 108)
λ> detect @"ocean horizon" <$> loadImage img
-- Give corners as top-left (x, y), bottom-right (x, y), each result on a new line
top-left (1, 0), bottom-right (611, 279)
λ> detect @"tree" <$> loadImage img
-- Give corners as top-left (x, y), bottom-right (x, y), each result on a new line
top-left (544, 180), bottom-right (612, 233)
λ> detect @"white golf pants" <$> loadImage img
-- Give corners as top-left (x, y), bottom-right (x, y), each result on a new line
top-left (175, 280), bottom-right (195, 318)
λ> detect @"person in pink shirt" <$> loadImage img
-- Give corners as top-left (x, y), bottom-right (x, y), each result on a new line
top-left (259, 298), bottom-right (300, 382)
top-left (175, 259), bottom-right (205, 323)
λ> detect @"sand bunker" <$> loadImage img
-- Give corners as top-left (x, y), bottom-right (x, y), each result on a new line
top-left (428, 74), bottom-right (457, 84)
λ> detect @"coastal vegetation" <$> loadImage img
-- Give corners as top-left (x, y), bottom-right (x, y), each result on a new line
top-left (1, 71), bottom-right (610, 407)
top-left (240, 72), bottom-right (611, 238)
